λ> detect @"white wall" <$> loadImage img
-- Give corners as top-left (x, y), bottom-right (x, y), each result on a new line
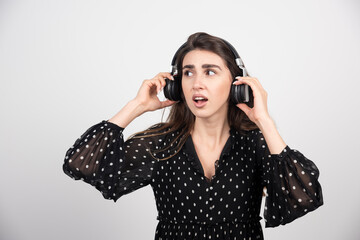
top-left (0, 0), bottom-right (359, 239)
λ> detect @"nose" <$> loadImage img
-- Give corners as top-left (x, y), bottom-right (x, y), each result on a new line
top-left (192, 74), bottom-right (205, 90)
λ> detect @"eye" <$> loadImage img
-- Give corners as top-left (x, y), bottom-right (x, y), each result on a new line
top-left (183, 70), bottom-right (193, 77)
top-left (206, 70), bottom-right (216, 76)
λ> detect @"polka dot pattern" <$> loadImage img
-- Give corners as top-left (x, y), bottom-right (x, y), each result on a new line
top-left (63, 120), bottom-right (323, 239)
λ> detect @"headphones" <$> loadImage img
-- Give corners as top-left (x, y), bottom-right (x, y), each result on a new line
top-left (163, 38), bottom-right (253, 106)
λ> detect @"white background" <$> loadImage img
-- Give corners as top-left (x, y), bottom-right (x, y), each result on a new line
top-left (0, 0), bottom-right (359, 239)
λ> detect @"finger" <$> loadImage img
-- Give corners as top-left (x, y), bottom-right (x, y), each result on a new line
top-left (235, 76), bottom-right (262, 87)
top-left (145, 79), bottom-right (160, 94)
top-left (234, 76), bottom-right (254, 81)
top-left (156, 83), bottom-right (161, 94)
top-left (233, 77), bottom-right (259, 97)
top-left (233, 77), bottom-right (255, 86)
top-left (251, 78), bottom-right (265, 91)
top-left (234, 76), bottom-right (259, 88)
top-left (154, 73), bottom-right (171, 90)
top-left (245, 77), bottom-right (261, 88)
top-left (158, 72), bottom-right (174, 80)
top-left (160, 73), bottom-right (174, 92)
top-left (157, 75), bottom-right (167, 90)
top-left (159, 99), bottom-right (178, 108)
top-left (236, 102), bottom-right (251, 115)
top-left (154, 77), bottom-right (164, 94)
top-left (148, 77), bottom-right (162, 94)
top-left (234, 77), bottom-right (268, 99)
top-left (235, 76), bottom-right (257, 80)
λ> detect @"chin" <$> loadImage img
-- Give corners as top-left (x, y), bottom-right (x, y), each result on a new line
top-left (193, 113), bottom-right (211, 119)
top-left (187, 103), bottom-right (228, 120)
top-left (189, 107), bottom-right (215, 119)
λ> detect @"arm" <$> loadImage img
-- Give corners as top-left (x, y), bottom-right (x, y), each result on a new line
top-left (108, 72), bottom-right (177, 128)
top-left (255, 116), bottom-right (287, 155)
top-left (63, 72), bottom-right (177, 201)
top-left (108, 99), bottom-right (145, 128)
top-left (253, 128), bottom-right (324, 228)
top-left (62, 120), bottom-right (158, 202)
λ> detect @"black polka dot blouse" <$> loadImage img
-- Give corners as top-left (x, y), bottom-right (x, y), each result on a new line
top-left (63, 120), bottom-right (323, 240)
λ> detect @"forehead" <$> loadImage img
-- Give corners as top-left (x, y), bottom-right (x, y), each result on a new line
top-left (182, 49), bottom-right (226, 66)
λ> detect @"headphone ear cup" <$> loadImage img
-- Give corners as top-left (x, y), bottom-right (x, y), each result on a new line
top-left (164, 76), bottom-right (181, 101)
top-left (230, 80), bottom-right (254, 106)
top-left (230, 82), bottom-right (241, 104)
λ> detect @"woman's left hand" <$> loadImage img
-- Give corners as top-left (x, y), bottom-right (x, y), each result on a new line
top-left (233, 76), bottom-right (271, 125)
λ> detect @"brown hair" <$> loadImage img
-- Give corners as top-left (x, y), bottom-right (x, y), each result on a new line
top-left (128, 32), bottom-right (259, 161)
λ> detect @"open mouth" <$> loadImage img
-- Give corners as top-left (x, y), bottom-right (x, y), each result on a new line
top-left (192, 96), bottom-right (208, 107)
top-left (193, 97), bottom-right (208, 103)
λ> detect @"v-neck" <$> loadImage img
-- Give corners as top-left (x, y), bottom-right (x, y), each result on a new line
top-left (184, 128), bottom-right (235, 183)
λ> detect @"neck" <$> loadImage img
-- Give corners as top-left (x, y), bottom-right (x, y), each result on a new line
top-left (191, 115), bottom-right (231, 149)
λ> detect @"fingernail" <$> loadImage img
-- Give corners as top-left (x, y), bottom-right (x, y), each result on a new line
top-left (235, 76), bottom-right (242, 79)
top-left (171, 76), bottom-right (174, 80)
top-left (233, 80), bottom-right (239, 85)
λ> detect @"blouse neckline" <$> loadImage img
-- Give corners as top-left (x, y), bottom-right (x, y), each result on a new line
top-left (183, 127), bottom-right (238, 183)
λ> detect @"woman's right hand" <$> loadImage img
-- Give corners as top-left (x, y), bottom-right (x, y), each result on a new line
top-left (134, 72), bottom-right (178, 113)
top-left (109, 72), bottom-right (178, 128)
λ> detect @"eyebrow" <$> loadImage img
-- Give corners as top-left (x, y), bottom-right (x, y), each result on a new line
top-left (182, 64), bottom-right (222, 71)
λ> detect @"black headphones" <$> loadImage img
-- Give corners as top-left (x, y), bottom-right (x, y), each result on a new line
top-left (163, 38), bottom-right (253, 106)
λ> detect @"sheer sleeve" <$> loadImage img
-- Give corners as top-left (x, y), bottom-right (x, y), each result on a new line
top-left (62, 120), bottom-right (158, 202)
top-left (252, 129), bottom-right (324, 228)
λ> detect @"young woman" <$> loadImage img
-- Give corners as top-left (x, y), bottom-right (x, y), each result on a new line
top-left (63, 32), bottom-right (323, 240)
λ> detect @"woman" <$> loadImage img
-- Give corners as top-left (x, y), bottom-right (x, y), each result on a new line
top-left (63, 32), bottom-right (323, 239)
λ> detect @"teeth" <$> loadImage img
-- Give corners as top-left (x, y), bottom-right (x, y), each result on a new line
top-left (194, 97), bottom-right (206, 100)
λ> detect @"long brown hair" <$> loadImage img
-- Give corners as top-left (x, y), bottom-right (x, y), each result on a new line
top-left (128, 32), bottom-right (259, 161)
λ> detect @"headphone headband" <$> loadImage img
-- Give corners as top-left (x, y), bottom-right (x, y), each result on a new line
top-left (163, 36), bottom-right (253, 105)
top-left (170, 38), bottom-right (248, 77)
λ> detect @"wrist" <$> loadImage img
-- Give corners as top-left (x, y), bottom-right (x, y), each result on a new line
top-left (108, 99), bottom-right (145, 128)
top-left (255, 116), bottom-right (275, 132)
top-left (129, 99), bottom-right (146, 117)
top-left (255, 116), bottom-right (287, 155)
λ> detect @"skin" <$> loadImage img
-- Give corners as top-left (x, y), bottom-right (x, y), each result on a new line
top-left (181, 49), bottom-right (235, 178)
top-left (181, 50), bottom-right (233, 137)
top-left (109, 49), bottom-right (287, 159)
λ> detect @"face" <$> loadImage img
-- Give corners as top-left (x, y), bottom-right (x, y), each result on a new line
top-left (181, 49), bottom-right (233, 120)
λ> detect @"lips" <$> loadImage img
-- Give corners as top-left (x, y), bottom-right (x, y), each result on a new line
top-left (192, 94), bottom-right (208, 108)
top-left (192, 94), bottom-right (208, 102)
